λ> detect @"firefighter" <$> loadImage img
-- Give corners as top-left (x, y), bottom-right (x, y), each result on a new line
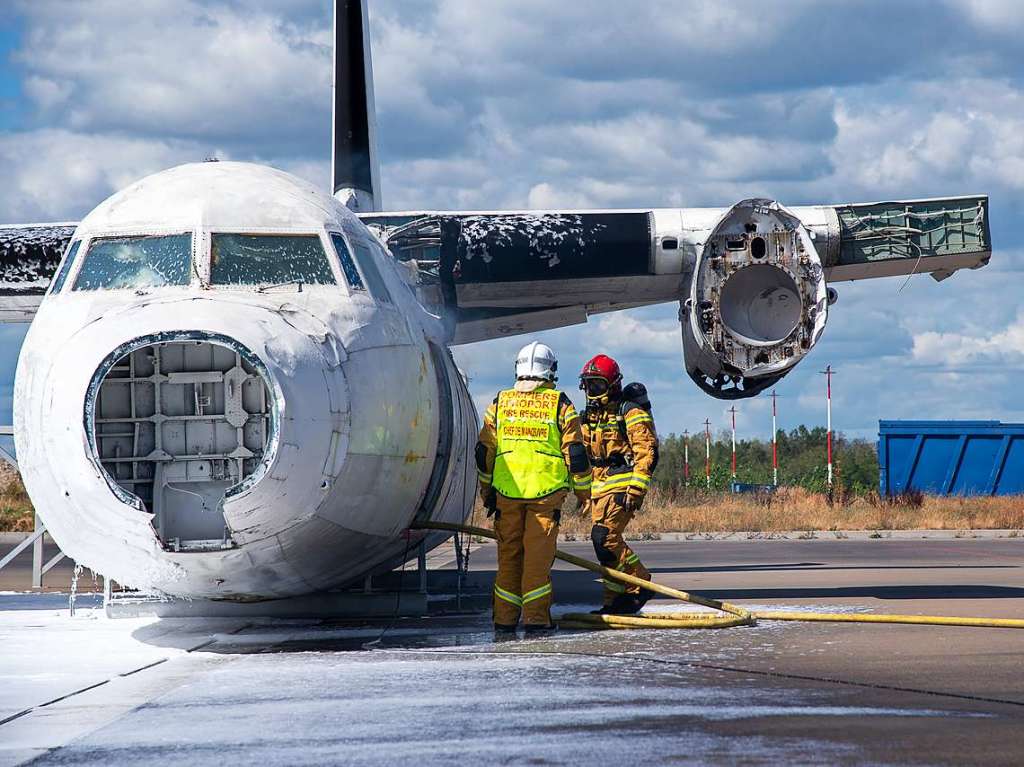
top-left (579, 354), bottom-right (658, 614)
top-left (476, 341), bottom-right (592, 637)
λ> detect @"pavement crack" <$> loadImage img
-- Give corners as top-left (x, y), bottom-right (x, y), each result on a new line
top-left (0, 622), bottom-right (255, 731)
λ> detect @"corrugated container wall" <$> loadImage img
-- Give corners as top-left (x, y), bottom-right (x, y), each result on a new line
top-left (878, 421), bottom-right (1024, 496)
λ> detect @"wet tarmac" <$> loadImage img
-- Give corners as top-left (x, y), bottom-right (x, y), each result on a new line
top-left (1, 538), bottom-right (1023, 766)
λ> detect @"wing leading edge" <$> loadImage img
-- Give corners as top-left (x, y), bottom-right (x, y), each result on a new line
top-left (364, 195), bottom-right (990, 344)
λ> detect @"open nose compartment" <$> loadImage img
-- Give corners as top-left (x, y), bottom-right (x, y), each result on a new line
top-left (90, 339), bottom-right (275, 552)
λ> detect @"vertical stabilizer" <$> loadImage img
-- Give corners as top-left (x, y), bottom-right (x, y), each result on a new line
top-left (332, 0), bottom-right (381, 212)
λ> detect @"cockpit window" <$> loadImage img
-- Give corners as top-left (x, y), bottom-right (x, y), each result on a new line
top-left (210, 234), bottom-right (336, 286)
top-left (329, 233), bottom-right (365, 291)
top-left (49, 240), bottom-right (81, 294)
top-left (72, 234), bottom-right (192, 291)
top-left (353, 243), bottom-right (393, 304)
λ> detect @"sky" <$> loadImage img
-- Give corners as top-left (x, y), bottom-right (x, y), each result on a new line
top-left (1, 0), bottom-right (1023, 442)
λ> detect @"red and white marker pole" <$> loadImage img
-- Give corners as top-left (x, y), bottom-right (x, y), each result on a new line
top-left (821, 365), bottom-right (835, 492)
top-left (729, 406), bottom-right (738, 480)
top-left (770, 389), bottom-right (779, 487)
top-left (682, 429), bottom-right (690, 487)
top-left (704, 418), bottom-right (711, 490)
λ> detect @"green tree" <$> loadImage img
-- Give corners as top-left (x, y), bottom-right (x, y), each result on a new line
top-left (653, 425), bottom-right (878, 497)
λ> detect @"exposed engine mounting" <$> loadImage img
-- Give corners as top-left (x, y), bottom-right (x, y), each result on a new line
top-left (682, 198), bottom-right (829, 399)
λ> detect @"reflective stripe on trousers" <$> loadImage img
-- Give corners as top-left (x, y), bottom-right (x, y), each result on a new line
top-left (590, 492), bottom-right (651, 605)
top-left (493, 492), bottom-right (563, 626)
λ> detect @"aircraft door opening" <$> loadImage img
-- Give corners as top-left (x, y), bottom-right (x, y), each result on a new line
top-left (88, 339), bottom-right (274, 552)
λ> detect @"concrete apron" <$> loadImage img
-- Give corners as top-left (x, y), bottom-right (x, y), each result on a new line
top-left (104, 570), bottom-right (493, 619)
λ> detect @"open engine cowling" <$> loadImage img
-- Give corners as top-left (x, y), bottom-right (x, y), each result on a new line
top-left (681, 198), bottom-right (830, 399)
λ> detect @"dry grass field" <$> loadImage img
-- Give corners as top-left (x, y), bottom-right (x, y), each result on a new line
top-left (555, 487), bottom-right (1024, 539)
top-left (466, 486), bottom-right (1024, 539)
top-left (1, 466), bottom-right (1021, 536)
top-left (0, 464), bottom-right (35, 532)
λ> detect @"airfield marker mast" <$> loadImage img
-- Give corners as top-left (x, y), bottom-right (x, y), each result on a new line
top-left (683, 429), bottom-right (690, 487)
top-left (729, 406), bottom-right (738, 480)
top-left (821, 366), bottom-right (835, 494)
top-left (704, 419), bottom-right (711, 490)
top-left (770, 390), bottom-right (779, 487)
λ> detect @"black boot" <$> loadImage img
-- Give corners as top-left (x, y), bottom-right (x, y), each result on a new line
top-left (494, 623), bottom-right (518, 642)
top-left (524, 624), bottom-right (558, 637)
top-left (604, 594), bottom-right (643, 615)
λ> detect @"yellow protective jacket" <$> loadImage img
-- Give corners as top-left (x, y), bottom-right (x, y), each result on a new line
top-left (477, 379), bottom-right (592, 501)
top-left (581, 398), bottom-right (658, 499)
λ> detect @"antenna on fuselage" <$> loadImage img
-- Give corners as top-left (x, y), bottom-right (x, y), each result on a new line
top-left (332, 0), bottom-right (381, 212)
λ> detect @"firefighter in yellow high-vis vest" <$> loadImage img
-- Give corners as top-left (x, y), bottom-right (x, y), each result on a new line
top-left (579, 354), bottom-right (659, 615)
top-left (476, 341), bottom-right (592, 637)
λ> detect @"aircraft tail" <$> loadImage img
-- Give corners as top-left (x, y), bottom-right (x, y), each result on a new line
top-left (332, 0), bottom-right (381, 212)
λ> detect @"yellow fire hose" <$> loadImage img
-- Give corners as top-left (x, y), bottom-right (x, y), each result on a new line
top-left (415, 521), bottom-right (1024, 631)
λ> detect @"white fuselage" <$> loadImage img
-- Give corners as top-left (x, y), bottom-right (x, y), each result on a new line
top-left (13, 162), bottom-right (477, 600)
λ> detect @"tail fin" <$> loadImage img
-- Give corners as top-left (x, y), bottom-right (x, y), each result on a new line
top-left (332, 0), bottom-right (381, 212)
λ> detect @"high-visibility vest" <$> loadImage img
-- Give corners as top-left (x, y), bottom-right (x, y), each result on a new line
top-left (492, 387), bottom-right (569, 500)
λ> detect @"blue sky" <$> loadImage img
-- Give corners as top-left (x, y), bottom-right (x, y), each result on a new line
top-left (0, 15), bottom-right (23, 130)
top-left (1, 0), bottom-right (1023, 443)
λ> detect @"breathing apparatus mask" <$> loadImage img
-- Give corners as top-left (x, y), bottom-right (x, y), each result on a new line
top-left (580, 376), bottom-right (618, 406)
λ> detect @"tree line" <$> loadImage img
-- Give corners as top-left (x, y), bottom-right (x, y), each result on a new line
top-left (652, 425), bottom-right (879, 496)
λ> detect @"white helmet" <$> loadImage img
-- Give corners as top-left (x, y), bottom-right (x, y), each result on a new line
top-left (515, 341), bottom-right (558, 381)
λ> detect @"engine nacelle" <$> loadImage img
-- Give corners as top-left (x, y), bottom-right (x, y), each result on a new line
top-left (681, 198), bottom-right (829, 399)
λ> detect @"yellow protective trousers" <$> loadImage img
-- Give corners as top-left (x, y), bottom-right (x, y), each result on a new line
top-left (492, 491), bottom-right (564, 627)
top-left (590, 492), bottom-right (650, 606)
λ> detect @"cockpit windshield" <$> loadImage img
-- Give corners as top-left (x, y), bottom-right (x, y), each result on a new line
top-left (210, 234), bottom-right (336, 286)
top-left (49, 241), bottom-right (81, 294)
top-left (72, 234), bottom-right (192, 291)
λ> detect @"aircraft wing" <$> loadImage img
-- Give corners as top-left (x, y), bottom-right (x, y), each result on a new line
top-left (0, 223), bottom-right (76, 322)
top-left (363, 195), bottom-right (990, 345)
top-left (365, 194), bottom-right (990, 398)
top-left (0, 195), bottom-right (989, 400)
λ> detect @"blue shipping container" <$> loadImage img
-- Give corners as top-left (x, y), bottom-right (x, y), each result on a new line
top-left (878, 421), bottom-right (1024, 496)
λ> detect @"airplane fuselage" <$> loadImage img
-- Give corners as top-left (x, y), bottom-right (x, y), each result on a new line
top-left (14, 162), bottom-right (477, 599)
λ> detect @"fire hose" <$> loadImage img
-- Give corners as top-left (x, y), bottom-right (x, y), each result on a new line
top-left (414, 521), bottom-right (1024, 630)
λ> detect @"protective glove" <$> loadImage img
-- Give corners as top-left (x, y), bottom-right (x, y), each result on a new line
top-left (483, 487), bottom-right (498, 518)
top-left (574, 491), bottom-right (590, 512)
top-left (625, 489), bottom-right (645, 513)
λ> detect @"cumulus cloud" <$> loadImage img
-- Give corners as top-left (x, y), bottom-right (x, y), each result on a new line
top-left (591, 313), bottom-right (682, 358)
top-left (912, 313), bottom-right (1024, 367)
top-left (831, 79), bottom-right (1024, 203)
top-left (959, 0), bottom-right (1024, 31)
top-left (13, 0), bottom-right (331, 151)
top-left (1, 0), bottom-right (1021, 437)
top-left (0, 129), bottom-right (210, 221)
